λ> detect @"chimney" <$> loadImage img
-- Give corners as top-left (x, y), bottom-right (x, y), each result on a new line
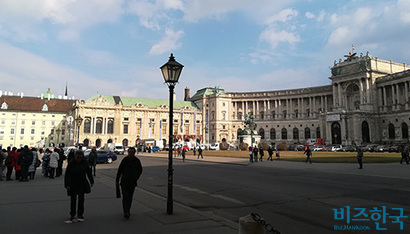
top-left (184, 87), bottom-right (190, 101)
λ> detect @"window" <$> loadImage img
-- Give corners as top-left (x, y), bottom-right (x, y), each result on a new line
top-left (270, 128), bottom-right (276, 140)
top-left (107, 120), bottom-right (114, 134)
top-left (124, 117), bottom-right (129, 121)
top-left (162, 123), bottom-right (167, 136)
top-left (293, 128), bottom-right (299, 140)
top-left (259, 128), bottom-right (265, 139)
top-left (42, 121), bottom-right (46, 125)
top-left (62, 129), bottom-right (65, 135)
top-left (21, 128), bottom-right (25, 134)
top-left (222, 112), bottom-right (226, 120)
top-left (184, 125), bottom-right (189, 134)
top-left (10, 128), bottom-right (14, 134)
top-left (31, 137), bottom-right (34, 140)
top-left (21, 120), bottom-right (25, 125)
top-left (281, 128), bottom-right (287, 140)
top-left (84, 119), bottom-right (91, 133)
top-left (1, 120), bottom-right (4, 124)
top-left (305, 127), bottom-right (311, 139)
top-left (316, 127), bottom-right (321, 139)
top-left (32, 121), bottom-right (35, 125)
top-left (51, 121), bottom-right (55, 126)
top-left (41, 129), bottom-right (45, 135)
top-left (123, 124), bottom-right (128, 134)
top-left (11, 120), bottom-right (15, 125)
top-left (50, 129), bottom-right (54, 135)
top-left (96, 119), bottom-right (102, 134)
top-left (0, 128), bottom-right (4, 134)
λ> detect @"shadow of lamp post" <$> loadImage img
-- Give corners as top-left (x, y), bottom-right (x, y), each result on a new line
top-left (160, 53), bottom-right (184, 215)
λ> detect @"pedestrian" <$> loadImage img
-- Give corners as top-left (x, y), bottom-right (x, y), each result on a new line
top-left (249, 146), bottom-right (253, 163)
top-left (357, 148), bottom-right (363, 169)
top-left (304, 146), bottom-right (312, 164)
top-left (28, 148), bottom-right (40, 180)
top-left (197, 146), bottom-right (203, 159)
top-left (259, 146), bottom-right (264, 162)
top-left (0, 148), bottom-right (6, 181)
top-left (19, 145), bottom-right (33, 182)
top-left (116, 147), bottom-right (143, 220)
top-left (14, 148), bottom-right (22, 181)
top-left (177, 146), bottom-right (181, 157)
top-left (42, 149), bottom-right (51, 177)
top-left (182, 148), bottom-right (186, 162)
top-left (193, 147), bottom-right (196, 156)
top-left (275, 147), bottom-right (280, 159)
top-left (67, 149), bottom-right (75, 163)
top-left (49, 148), bottom-right (60, 179)
top-left (88, 147), bottom-right (97, 176)
top-left (5, 147), bottom-right (16, 181)
top-left (64, 150), bottom-right (94, 223)
top-left (267, 146), bottom-right (273, 161)
top-left (56, 148), bottom-right (66, 177)
top-left (400, 146), bottom-right (409, 164)
top-left (253, 146), bottom-right (259, 162)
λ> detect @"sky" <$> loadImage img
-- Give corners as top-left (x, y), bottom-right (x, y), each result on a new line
top-left (1, 0), bottom-right (410, 101)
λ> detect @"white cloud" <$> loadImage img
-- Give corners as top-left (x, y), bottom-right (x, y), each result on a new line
top-left (305, 12), bottom-right (315, 19)
top-left (264, 8), bottom-right (298, 24)
top-left (149, 29), bottom-right (184, 55)
top-left (260, 28), bottom-right (300, 48)
top-left (398, 0), bottom-right (410, 23)
top-left (317, 10), bottom-right (325, 22)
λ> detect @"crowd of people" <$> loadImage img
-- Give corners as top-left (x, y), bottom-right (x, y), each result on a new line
top-left (248, 146), bottom-right (280, 163)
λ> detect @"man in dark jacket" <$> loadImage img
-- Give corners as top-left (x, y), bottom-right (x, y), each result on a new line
top-left (64, 150), bottom-right (94, 223)
top-left (116, 147), bottom-right (143, 220)
top-left (88, 147), bottom-right (98, 176)
top-left (19, 145), bottom-right (33, 182)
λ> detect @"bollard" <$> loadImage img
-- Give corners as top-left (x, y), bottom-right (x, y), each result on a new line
top-left (239, 214), bottom-right (265, 234)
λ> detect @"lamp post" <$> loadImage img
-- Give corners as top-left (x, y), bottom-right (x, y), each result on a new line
top-left (56, 128), bottom-right (61, 147)
top-left (75, 115), bottom-right (83, 149)
top-left (161, 53), bottom-right (184, 215)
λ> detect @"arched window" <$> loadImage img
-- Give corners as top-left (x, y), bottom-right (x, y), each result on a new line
top-left (122, 138), bottom-right (129, 147)
top-left (96, 119), bottom-right (103, 134)
top-left (259, 128), bottom-right (265, 139)
top-left (83, 139), bottom-right (89, 147)
top-left (388, 123), bottom-right (395, 139)
top-left (316, 127), bottom-right (321, 139)
top-left (237, 128), bottom-right (242, 139)
top-left (270, 128), bottom-right (276, 140)
top-left (107, 120), bottom-right (114, 134)
top-left (402, 123), bottom-right (409, 139)
top-left (293, 128), bottom-right (299, 140)
top-left (281, 128), bottom-right (287, 140)
top-left (95, 139), bottom-right (101, 147)
top-left (84, 119), bottom-right (91, 133)
top-left (305, 127), bottom-right (311, 139)
top-left (107, 139), bottom-right (113, 144)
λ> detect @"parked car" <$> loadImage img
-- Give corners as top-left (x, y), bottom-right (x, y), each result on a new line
top-left (84, 150), bottom-right (117, 164)
top-left (374, 145), bottom-right (388, 152)
top-left (313, 146), bottom-right (325, 151)
top-left (152, 146), bottom-right (161, 152)
top-left (339, 145), bottom-right (357, 152)
top-left (388, 145), bottom-right (400, 153)
top-left (361, 144), bottom-right (378, 152)
top-left (294, 145), bottom-right (305, 151)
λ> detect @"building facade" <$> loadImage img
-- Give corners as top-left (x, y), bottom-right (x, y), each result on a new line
top-left (0, 89), bottom-right (76, 148)
top-left (73, 94), bottom-right (203, 148)
top-left (190, 52), bottom-right (410, 147)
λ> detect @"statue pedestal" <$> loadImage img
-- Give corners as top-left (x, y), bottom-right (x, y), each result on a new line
top-left (239, 135), bottom-right (261, 148)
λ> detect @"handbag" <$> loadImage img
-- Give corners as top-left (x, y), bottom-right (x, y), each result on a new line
top-left (35, 159), bottom-right (41, 168)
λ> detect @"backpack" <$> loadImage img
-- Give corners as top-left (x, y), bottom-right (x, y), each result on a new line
top-left (5, 155), bottom-right (12, 165)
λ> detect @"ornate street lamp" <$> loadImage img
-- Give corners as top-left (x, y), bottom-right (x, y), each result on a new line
top-left (161, 53), bottom-right (184, 215)
top-left (75, 115), bottom-right (83, 148)
top-left (55, 128), bottom-right (61, 147)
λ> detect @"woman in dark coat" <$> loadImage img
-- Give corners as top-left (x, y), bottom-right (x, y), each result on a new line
top-left (64, 150), bottom-right (94, 223)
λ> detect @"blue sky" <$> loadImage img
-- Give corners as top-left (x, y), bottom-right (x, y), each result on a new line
top-left (1, 0), bottom-right (410, 101)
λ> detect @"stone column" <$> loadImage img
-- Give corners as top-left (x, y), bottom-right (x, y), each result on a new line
top-left (267, 100), bottom-right (271, 119)
top-left (405, 82), bottom-right (409, 110)
top-left (378, 87), bottom-right (383, 112)
top-left (383, 86), bottom-right (387, 112)
top-left (102, 117), bottom-right (106, 134)
top-left (360, 79), bottom-right (364, 104)
top-left (392, 85), bottom-right (396, 111)
top-left (338, 83), bottom-right (343, 108)
top-left (366, 78), bottom-right (371, 103)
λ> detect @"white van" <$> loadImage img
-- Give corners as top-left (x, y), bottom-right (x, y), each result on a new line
top-left (114, 143), bottom-right (124, 155)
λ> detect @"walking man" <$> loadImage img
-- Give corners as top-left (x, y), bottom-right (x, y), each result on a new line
top-left (304, 146), bottom-right (312, 164)
top-left (357, 148), bottom-right (363, 169)
top-left (267, 147), bottom-right (273, 161)
top-left (400, 146), bottom-right (409, 164)
top-left (88, 147), bottom-right (98, 176)
top-left (116, 147), bottom-right (143, 220)
top-left (197, 146), bottom-right (203, 159)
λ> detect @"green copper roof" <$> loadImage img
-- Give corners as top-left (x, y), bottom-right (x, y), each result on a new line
top-left (191, 87), bottom-right (225, 99)
top-left (86, 94), bottom-right (199, 109)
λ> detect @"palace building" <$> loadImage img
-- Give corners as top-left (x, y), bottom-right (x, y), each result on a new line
top-left (190, 52), bottom-right (410, 147)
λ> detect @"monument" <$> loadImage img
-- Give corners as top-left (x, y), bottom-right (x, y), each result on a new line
top-left (238, 114), bottom-right (261, 150)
